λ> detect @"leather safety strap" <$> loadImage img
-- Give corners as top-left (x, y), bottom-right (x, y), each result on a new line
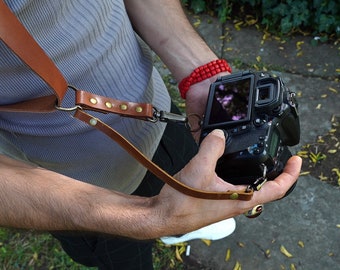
top-left (74, 109), bottom-right (253, 200)
top-left (0, 1), bottom-right (253, 200)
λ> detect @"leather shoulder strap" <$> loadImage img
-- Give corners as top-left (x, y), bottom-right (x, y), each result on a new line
top-left (0, 0), bottom-right (67, 107)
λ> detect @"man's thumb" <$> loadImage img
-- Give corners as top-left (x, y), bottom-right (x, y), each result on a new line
top-left (198, 129), bottom-right (226, 165)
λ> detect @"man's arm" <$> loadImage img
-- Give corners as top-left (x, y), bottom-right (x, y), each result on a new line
top-left (124, 0), bottom-right (231, 136)
top-left (0, 131), bottom-right (302, 239)
top-left (124, 0), bottom-right (218, 82)
top-left (0, 154), bottom-right (159, 239)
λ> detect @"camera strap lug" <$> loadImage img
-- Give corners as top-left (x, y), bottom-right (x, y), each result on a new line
top-left (246, 164), bottom-right (268, 192)
top-left (288, 92), bottom-right (299, 117)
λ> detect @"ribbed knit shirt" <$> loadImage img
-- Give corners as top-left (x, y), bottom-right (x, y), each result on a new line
top-left (0, 0), bottom-right (171, 193)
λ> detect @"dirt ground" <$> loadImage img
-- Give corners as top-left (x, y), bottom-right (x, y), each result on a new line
top-left (299, 115), bottom-right (340, 187)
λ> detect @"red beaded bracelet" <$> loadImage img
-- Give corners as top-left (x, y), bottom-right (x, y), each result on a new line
top-left (178, 59), bottom-right (232, 99)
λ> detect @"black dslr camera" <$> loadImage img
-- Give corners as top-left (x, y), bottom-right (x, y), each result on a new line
top-left (200, 71), bottom-right (300, 185)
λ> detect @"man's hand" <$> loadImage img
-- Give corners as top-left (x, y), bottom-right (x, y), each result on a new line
top-left (153, 129), bottom-right (302, 237)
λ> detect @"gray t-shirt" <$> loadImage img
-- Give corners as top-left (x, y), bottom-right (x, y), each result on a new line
top-left (0, 0), bottom-right (171, 193)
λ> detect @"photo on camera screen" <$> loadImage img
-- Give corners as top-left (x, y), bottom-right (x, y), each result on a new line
top-left (208, 78), bottom-right (251, 125)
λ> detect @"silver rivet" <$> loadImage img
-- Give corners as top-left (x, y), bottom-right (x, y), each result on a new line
top-left (230, 193), bottom-right (239, 200)
top-left (89, 118), bottom-right (98, 126)
top-left (90, 98), bottom-right (98, 105)
top-left (105, 102), bottom-right (112, 109)
top-left (120, 104), bottom-right (128, 111)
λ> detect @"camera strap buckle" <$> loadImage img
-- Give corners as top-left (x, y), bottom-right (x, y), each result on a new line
top-left (246, 164), bottom-right (268, 192)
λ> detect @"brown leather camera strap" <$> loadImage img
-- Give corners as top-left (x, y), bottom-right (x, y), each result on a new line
top-left (0, 1), bottom-right (253, 200)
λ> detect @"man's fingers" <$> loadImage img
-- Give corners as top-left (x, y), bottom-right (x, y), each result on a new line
top-left (197, 129), bottom-right (226, 168)
top-left (255, 156), bottom-right (302, 203)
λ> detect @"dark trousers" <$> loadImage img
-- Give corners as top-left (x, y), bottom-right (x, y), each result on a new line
top-left (52, 104), bottom-right (198, 270)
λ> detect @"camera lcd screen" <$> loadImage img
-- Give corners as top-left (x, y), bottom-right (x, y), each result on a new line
top-left (208, 77), bottom-right (251, 125)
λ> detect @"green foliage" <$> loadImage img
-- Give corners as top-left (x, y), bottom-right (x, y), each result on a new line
top-left (182, 0), bottom-right (231, 24)
top-left (182, 0), bottom-right (340, 39)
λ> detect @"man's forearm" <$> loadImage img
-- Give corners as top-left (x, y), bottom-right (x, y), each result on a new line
top-left (124, 0), bottom-right (218, 81)
top-left (0, 154), bottom-right (161, 239)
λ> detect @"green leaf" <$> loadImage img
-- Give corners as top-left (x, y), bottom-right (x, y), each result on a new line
top-left (190, 0), bottom-right (206, 14)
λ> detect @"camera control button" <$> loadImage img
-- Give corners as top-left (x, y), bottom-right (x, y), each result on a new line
top-left (231, 128), bottom-right (238, 134)
top-left (254, 118), bottom-right (263, 127)
top-left (253, 147), bottom-right (262, 155)
top-left (240, 125), bottom-right (249, 131)
top-left (258, 141), bottom-right (265, 148)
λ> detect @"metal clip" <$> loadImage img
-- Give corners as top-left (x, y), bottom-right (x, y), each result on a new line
top-left (152, 108), bottom-right (188, 124)
top-left (288, 92), bottom-right (299, 117)
top-left (246, 164), bottom-right (268, 192)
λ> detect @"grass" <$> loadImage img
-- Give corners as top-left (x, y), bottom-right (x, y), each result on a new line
top-left (0, 229), bottom-right (187, 269)
top-left (0, 229), bottom-right (92, 269)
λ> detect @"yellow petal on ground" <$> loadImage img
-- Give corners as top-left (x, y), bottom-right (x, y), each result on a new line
top-left (201, 239), bottom-right (211, 246)
top-left (300, 171), bottom-right (310, 176)
top-left (296, 41), bottom-right (304, 50)
top-left (246, 18), bottom-right (257, 25)
top-left (234, 21), bottom-right (243, 31)
top-left (319, 173), bottom-right (328, 181)
top-left (297, 150), bottom-right (309, 158)
top-left (336, 224), bottom-right (340, 228)
top-left (332, 168), bottom-right (340, 177)
top-left (317, 137), bottom-right (325, 143)
top-left (256, 56), bottom-right (261, 62)
top-left (329, 87), bottom-right (338, 93)
top-left (175, 246), bottom-right (183, 262)
top-left (224, 47), bottom-right (234, 51)
top-left (280, 245), bottom-right (293, 258)
top-left (225, 248), bottom-right (231, 261)
top-left (33, 252), bottom-right (38, 261)
top-left (290, 263), bottom-right (297, 270)
top-left (253, 64), bottom-right (260, 71)
top-left (316, 104), bottom-right (322, 109)
top-left (328, 149), bottom-right (337, 154)
top-left (193, 19), bottom-right (201, 28)
top-left (233, 261), bottom-right (242, 270)
top-left (298, 241), bottom-right (305, 248)
top-left (238, 242), bottom-right (245, 248)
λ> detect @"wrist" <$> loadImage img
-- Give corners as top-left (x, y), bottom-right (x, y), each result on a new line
top-left (178, 59), bottom-right (232, 99)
